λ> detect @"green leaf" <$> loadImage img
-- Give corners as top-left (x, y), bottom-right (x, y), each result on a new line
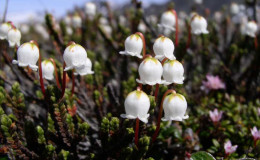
top-left (191, 151), bottom-right (216, 160)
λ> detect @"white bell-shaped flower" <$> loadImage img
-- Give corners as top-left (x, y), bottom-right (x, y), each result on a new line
top-left (162, 93), bottom-right (189, 121)
top-left (158, 11), bottom-right (176, 31)
top-left (194, 0), bottom-right (203, 4)
top-left (245, 21), bottom-right (257, 38)
top-left (153, 36), bottom-right (175, 61)
top-left (64, 16), bottom-right (71, 26)
top-left (0, 22), bottom-right (12, 40)
top-left (12, 41), bottom-right (39, 71)
top-left (7, 28), bottom-right (21, 47)
top-left (74, 58), bottom-right (94, 76)
top-left (121, 89), bottom-right (150, 123)
top-left (63, 42), bottom-right (88, 71)
top-left (163, 60), bottom-right (184, 85)
top-left (230, 3), bottom-right (240, 15)
top-left (136, 57), bottom-right (165, 85)
top-left (119, 34), bottom-right (143, 58)
top-left (72, 14), bottom-right (82, 28)
top-left (41, 60), bottom-right (54, 80)
top-left (191, 15), bottom-right (209, 35)
top-left (85, 2), bottom-right (96, 20)
top-left (138, 22), bottom-right (146, 33)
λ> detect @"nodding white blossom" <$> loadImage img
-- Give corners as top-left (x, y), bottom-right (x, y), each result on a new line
top-left (85, 2), bottom-right (96, 20)
top-left (63, 43), bottom-right (88, 71)
top-left (162, 92), bottom-right (189, 121)
top-left (41, 60), bottom-right (55, 80)
top-left (163, 60), bottom-right (184, 85)
top-left (64, 16), bottom-right (72, 26)
top-left (148, 15), bottom-right (158, 25)
top-left (7, 28), bottom-right (21, 47)
top-left (191, 15), bottom-right (209, 35)
top-left (251, 126), bottom-right (260, 141)
top-left (153, 36), bottom-right (175, 61)
top-left (119, 34), bottom-right (143, 58)
top-left (99, 17), bottom-right (109, 25)
top-left (245, 21), bottom-right (258, 38)
top-left (158, 11), bottom-right (176, 32)
top-left (194, 0), bottom-right (203, 4)
top-left (66, 27), bottom-right (73, 35)
top-left (136, 57), bottom-right (165, 85)
top-left (12, 41), bottom-right (39, 71)
top-left (74, 58), bottom-right (94, 76)
top-left (230, 3), bottom-right (240, 15)
top-left (0, 22), bottom-right (12, 40)
top-left (72, 14), bottom-right (82, 28)
top-left (138, 21), bottom-right (146, 33)
top-left (19, 24), bottom-right (29, 34)
top-left (121, 89), bottom-right (150, 123)
top-left (119, 15), bottom-right (127, 26)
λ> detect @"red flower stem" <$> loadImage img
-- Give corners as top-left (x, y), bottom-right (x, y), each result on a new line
top-left (71, 70), bottom-right (75, 97)
top-left (186, 24), bottom-right (192, 49)
top-left (154, 84), bottom-right (159, 102)
top-left (49, 58), bottom-right (61, 89)
top-left (152, 89), bottom-right (176, 143)
top-left (38, 51), bottom-right (46, 98)
top-left (254, 36), bottom-right (258, 49)
top-left (135, 118), bottom-right (140, 148)
top-left (59, 62), bottom-right (66, 102)
top-left (135, 32), bottom-right (146, 59)
top-left (170, 9), bottom-right (179, 46)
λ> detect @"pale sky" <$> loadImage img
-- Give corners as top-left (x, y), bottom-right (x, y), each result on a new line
top-left (0, 0), bottom-right (168, 24)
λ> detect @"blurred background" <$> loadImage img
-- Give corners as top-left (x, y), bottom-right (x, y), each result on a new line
top-left (0, 0), bottom-right (245, 24)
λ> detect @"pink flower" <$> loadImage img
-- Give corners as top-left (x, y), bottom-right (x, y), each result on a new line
top-left (251, 126), bottom-right (260, 141)
top-left (257, 108), bottom-right (260, 116)
top-left (209, 108), bottom-right (223, 123)
top-left (201, 75), bottom-right (225, 93)
top-left (224, 140), bottom-right (238, 155)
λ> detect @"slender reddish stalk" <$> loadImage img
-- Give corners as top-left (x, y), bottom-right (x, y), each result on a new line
top-left (135, 32), bottom-right (146, 59)
top-left (49, 58), bottom-right (61, 89)
top-left (170, 9), bottom-right (179, 46)
top-left (152, 89), bottom-right (176, 142)
top-left (38, 51), bottom-right (46, 98)
top-left (135, 118), bottom-right (140, 148)
top-left (154, 84), bottom-right (159, 102)
top-left (186, 24), bottom-right (192, 49)
top-left (71, 70), bottom-right (75, 96)
top-left (254, 36), bottom-right (258, 49)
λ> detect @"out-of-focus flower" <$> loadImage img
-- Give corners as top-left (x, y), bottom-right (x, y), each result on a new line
top-left (224, 140), bottom-right (238, 155)
top-left (119, 15), bottom-right (127, 26)
top-left (35, 24), bottom-right (49, 40)
top-left (0, 22), bottom-right (12, 39)
top-left (214, 12), bottom-right (222, 23)
top-left (7, 28), bottom-right (21, 47)
top-left (119, 34), bottom-right (143, 58)
top-left (74, 58), bottom-right (94, 76)
top-left (136, 57), bottom-right (164, 85)
top-left (41, 60), bottom-right (54, 80)
top-left (20, 24), bottom-right (29, 34)
top-left (194, 0), bottom-right (203, 4)
top-left (251, 126), bottom-right (260, 141)
top-left (191, 15), bottom-right (209, 35)
top-left (158, 11), bottom-right (176, 32)
top-left (121, 88), bottom-right (150, 123)
top-left (148, 15), bottom-right (158, 25)
top-left (153, 36), bottom-right (175, 61)
top-left (163, 60), bottom-right (184, 85)
top-left (85, 2), bottom-right (96, 20)
top-left (209, 108), bottom-right (223, 123)
top-left (66, 27), bottom-right (73, 35)
top-left (64, 16), bottom-right (71, 26)
top-left (201, 75), bottom-right (225, 92)
top-left (230, 3), bottom-right (240, 15)
top-left (138, 21), bottom-right (146, 33)
top-left (162, 92), bottom-right (189, 121)
top-left (245, 21), bottom-right (258, 38)
top-left (258, 108), bottom-right (260, 116)
top-left (12, 41), bottom-right (39, 71)
top-left (72, 14), bottom-right (82, 28)
top-left (63, 42), bottom-right (88, 71)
